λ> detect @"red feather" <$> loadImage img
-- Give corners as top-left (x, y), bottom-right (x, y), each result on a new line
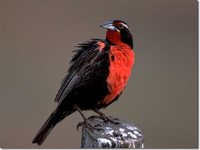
top-left (103, 44), bottom-right (135, 105)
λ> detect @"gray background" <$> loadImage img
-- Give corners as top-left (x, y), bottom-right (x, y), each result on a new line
top-left (1, 0), bottom-right (198, 148)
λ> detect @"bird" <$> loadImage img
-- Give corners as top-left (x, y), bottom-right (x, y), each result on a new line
top-left (32, 20), bottom-right (135, 145)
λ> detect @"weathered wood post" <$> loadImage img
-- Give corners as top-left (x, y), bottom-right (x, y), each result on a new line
top-left (81, 116), bottom-right (144, 148)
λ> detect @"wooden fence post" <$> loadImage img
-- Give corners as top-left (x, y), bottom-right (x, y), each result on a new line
top-left (81, 116), bottom-right (144, 148)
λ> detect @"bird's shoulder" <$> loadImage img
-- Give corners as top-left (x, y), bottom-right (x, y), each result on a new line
top-left (68, 39), bottom-right (109, 72)
top-left (54, 39), bottom-right (110, 103)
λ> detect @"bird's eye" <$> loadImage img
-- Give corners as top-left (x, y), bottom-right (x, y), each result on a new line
top-left (118, 24), bottom-right (124, 29)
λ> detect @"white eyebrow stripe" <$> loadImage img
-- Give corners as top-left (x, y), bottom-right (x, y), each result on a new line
top-left (121, 23), bottom-right (129, 29)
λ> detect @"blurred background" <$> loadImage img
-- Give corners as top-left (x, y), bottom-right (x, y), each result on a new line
top-left (1, 0), bottom-right (198, 148)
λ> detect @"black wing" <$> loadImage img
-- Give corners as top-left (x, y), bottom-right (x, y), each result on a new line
top-left (54, 39), bottom-right (109, 103)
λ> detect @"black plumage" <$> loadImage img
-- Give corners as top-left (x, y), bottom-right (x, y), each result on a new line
top-left (32, 39), bottom-right (111, 145)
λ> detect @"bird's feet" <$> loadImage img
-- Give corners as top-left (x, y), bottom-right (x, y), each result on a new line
top-left (77, 119), bottom-right (103, 131)
top-left (74, 104), bottom-right (103, 131)
top-left (93, 109), bottom-right (120, 125)
top-left (99, 115), bottom-right (120, 124)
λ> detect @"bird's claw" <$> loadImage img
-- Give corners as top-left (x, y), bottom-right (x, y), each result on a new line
top-left (99, 115), bottom-right (120, 124)
top-left (77, 121), bottom-right (84, 131)
top-left (77, 120), bottom-right (104, 131)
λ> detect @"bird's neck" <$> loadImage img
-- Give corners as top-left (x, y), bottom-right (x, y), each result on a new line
top-left (106, 30), bottom-right (133, 49)
top-left (106, 30), bottom-right (121, 45)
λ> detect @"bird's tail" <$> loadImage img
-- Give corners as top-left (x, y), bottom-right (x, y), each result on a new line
top-left (32, 112), bottom-right (58, 145)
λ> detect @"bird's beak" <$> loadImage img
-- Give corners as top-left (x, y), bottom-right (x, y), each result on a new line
top-left (100, 21), bottom-right (118, 31)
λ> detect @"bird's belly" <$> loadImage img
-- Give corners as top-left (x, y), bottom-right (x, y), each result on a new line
top-left (102, 47), bottom-right (134, 105)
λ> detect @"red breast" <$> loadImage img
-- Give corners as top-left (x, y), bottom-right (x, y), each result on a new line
top-left (100, 20), bottom-right (135, 105)
top-left (103, 45), bottom-right (135, 105)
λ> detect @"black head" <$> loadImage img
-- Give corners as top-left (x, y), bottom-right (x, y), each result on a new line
top-left (100, 20), bottom-right (133, 49)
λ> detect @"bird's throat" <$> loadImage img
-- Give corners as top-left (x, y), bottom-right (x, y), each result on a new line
top-left (106, 30), bottom-right (122, 46)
